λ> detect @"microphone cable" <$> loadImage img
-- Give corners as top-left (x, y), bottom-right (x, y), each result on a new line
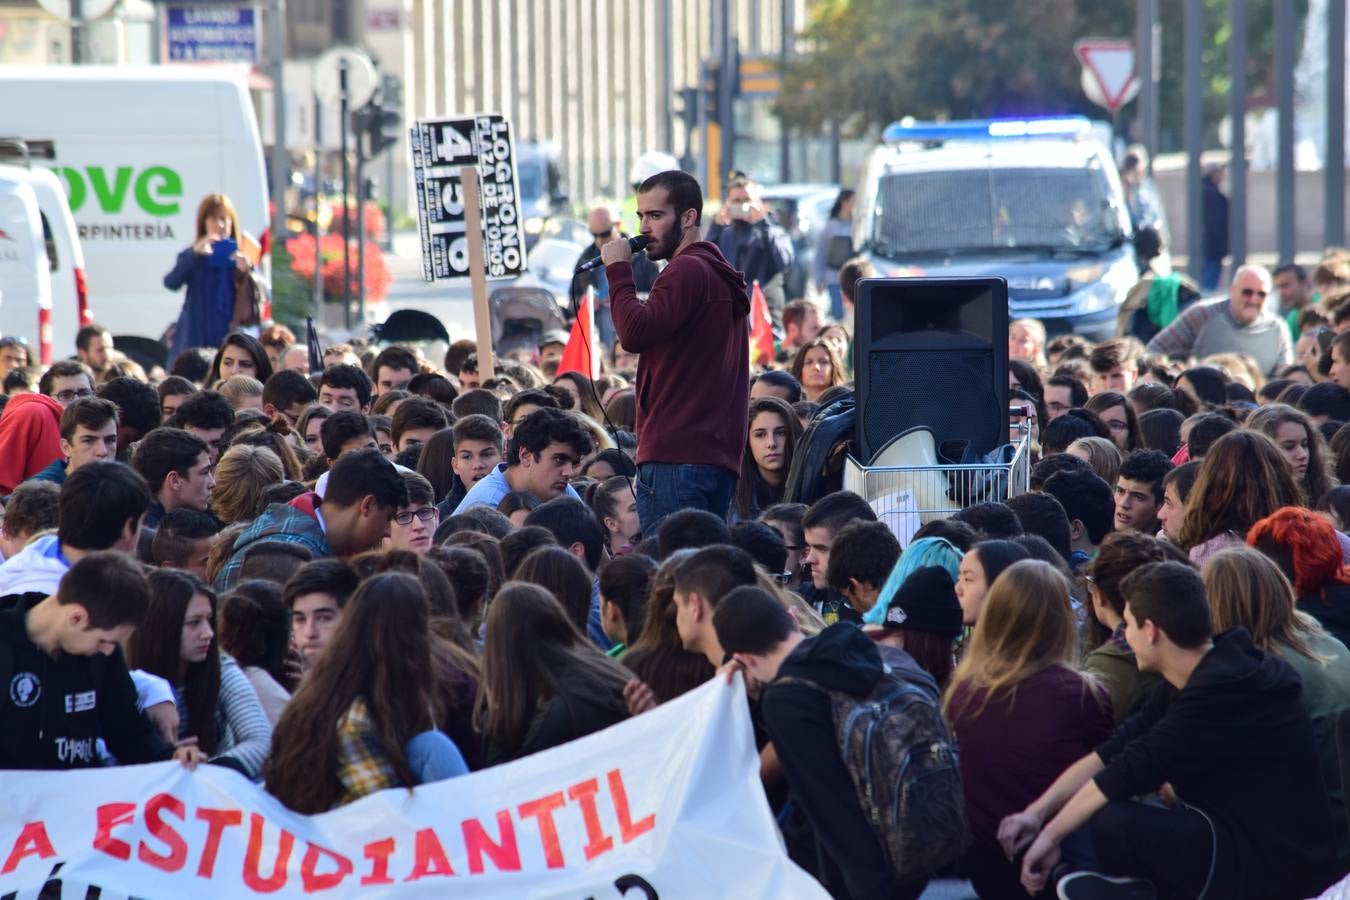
top-left (575, 256), bottom-right (644, 528)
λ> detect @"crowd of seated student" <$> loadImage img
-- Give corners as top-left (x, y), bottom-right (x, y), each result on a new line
top-left (7, 263), bottom-right (1350, 899)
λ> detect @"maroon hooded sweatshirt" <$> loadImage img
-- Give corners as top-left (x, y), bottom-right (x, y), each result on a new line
top-left (608, 241), bottom-right (750, 475)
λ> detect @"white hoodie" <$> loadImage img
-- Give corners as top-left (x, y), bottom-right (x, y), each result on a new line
top-left (0, 534), bottom-right (69, 598)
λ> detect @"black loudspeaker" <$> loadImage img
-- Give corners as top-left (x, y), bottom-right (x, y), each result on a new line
top-left (855, 277), bottom-right (1009, 465)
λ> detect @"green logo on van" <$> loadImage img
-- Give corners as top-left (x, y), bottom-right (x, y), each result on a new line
top-left (55, 166), bottom-right (183, 217)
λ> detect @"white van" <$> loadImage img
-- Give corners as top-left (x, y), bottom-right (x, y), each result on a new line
top-left (0, 65), bottom-right (269, 350)
top-left (0, 172), bottom-right (53, 361)
top-left (0, 152), bottom-right (88, 359)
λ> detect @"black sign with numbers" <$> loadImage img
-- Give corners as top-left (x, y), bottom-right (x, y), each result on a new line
top-left (410, 114), bottom-right (525, 282)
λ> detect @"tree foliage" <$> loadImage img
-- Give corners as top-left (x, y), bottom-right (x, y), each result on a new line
top-left (779, 0), bottom-right (1310, 149)
top-left (778, 0), bottom-right (1134, 134)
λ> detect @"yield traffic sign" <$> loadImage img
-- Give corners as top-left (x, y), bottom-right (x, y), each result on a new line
top-left (1074, 39), bottom-right (1139, 114)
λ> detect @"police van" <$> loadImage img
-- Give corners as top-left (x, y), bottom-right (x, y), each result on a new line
top-left (855, 117), bottom-right (1137, 340)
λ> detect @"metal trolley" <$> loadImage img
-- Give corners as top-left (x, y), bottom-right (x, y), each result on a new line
top-left (843, 426), bottom-right (1033, 541)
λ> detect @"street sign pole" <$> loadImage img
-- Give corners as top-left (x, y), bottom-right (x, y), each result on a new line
top-left (356, 118), bottom-right (367, 323)
top-left (384, 143), bottom-right (395, 253)
top-left (339, 61), bottom-right (352, 329)
top-left (1184, 0), bottom-right (1204, 279)
top-left (312, 93), bottom-right (323, 318)
top-left (1229, 0), bottom-right (1248, 267)
top-left (459, 165), bottom-right (495, 377)
top-left (268, 0), bottom-right (288, 248)
top-left (1328, 0), bottom-right (1346, 250)
top-left (71, 0), bottom-right (84, 63)
top-left (1276, 0), bottom-right (1296, 264)
top-left (1135, 0), bottom-right (1155, 165)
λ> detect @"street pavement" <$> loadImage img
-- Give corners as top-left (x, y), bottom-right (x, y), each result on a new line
top-left (381, 230), bottom-right (478, 340)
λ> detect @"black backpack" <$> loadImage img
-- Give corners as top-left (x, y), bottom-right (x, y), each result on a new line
top-left (784, 393), bottom-right (856, 505)
top-left (777, 644), bottom-right (969, 883)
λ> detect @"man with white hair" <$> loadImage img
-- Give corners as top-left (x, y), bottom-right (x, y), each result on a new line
top-left (1146, 264), bottom-right (1292, 375)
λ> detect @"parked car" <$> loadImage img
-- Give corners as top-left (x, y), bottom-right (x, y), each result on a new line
top-left (760, 182), bottom-right (838, 302)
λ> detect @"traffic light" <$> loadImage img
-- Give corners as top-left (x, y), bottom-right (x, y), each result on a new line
top-left (703, 60), bottom-right (719, 120)
top-left (363, 74), bottom-right (402, 156)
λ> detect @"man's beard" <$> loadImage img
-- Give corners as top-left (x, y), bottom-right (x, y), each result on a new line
top-left (649, 226), bottom-right (682, 261)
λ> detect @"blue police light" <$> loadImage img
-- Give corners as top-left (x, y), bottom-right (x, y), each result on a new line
top-left (883, 116), bottom-right (1092, 144)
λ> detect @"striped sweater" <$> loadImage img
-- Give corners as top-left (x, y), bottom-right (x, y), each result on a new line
top-left (174, 654), bottom-right (273, 779)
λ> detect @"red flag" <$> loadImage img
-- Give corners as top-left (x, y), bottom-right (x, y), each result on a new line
top-left (557, 286), bottom-right (599, 378)
top-left (749, 280), bottom-right (775, 367)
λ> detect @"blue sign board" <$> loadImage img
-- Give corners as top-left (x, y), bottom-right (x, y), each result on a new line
top-left (166, 5), bottom-right (257, 63)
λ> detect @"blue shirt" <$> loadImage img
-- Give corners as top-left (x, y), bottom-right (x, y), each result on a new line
top-left (452, 463), bottom-right (580, 514)
top-left (588, 577), bottom-right (613, 652)
top-left (27, 458), bottom-right (67, 487)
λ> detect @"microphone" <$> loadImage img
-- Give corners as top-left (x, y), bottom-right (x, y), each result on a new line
top-left (575, 235), bottom-right (651, 273)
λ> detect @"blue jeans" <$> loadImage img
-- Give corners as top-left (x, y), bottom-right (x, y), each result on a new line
top-left (826, 283), bottom-right (844, 320)
top-left (635, 462), bottom-right (738, 536)
top-left (1200, 258), bottom-right (1223, 293)
top-left (406, 731), bottom-right (469, 783)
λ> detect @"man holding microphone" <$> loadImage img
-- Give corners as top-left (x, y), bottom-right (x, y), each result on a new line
top-left (599, 170), bottom-right (750, 534)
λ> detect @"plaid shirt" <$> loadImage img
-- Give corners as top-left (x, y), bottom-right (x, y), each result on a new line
top-left (214, 500), bottom-right (331, 592)
top-left (336, 697), bottom-right (399, 807)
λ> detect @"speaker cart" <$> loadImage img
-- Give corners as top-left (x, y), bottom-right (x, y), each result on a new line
top-left (843, 423), bottom-right (1033, 543)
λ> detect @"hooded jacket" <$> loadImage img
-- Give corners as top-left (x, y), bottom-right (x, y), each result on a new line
top-left (1094, 628), bottom-right (1339, 900)
top-left (760, 623), bottom-right (899, 900)
top-left (215, 493), bottom-right (331, 591)
top-left (608, 241), bottom-right (750, 475)
top-left (0, 393), bottom-right (63, 495)
top-left (0, 594), bottom-right (174, 769)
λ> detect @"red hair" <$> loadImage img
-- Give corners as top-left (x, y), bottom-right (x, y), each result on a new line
top-left (1246, 507), bottom-right (1349, 596)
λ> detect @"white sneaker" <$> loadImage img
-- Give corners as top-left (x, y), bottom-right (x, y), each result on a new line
top-left (1056, 871), bottom-right (1158, 900)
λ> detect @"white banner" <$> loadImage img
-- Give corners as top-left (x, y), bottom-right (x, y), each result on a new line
top-left (0, 677), bottom-right (827, 899)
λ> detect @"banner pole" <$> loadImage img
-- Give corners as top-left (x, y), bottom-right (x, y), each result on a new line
top-left (459, 164), bottom-right (495, 376)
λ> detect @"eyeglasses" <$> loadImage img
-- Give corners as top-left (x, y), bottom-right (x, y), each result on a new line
top-left (1240, 288), bottom-right (1268, 298)
top-left (393, 507), bottom-right (438, 526)
top-left (55, 388), bottom-right (94, 403)
top-left (592, 229), bottom-right (614, 239)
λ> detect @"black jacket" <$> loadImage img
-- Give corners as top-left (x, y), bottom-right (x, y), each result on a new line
top-left (569, 238), bottom-right (659, 307)
top-left (762, 623), bottom-right (896, 900)
top-left (1094, 628), bottom-right (1338, 900)
top-left (1297, 580), bottom-right (1350, 651)
top-left (705, 218), bottom-right (794, 294)
top-left (483, 664), bottom-right (628, 766)
top-left (0, 595), bottom-right (174, 769)
top-left (797, 582), bottom-right (863, 627)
